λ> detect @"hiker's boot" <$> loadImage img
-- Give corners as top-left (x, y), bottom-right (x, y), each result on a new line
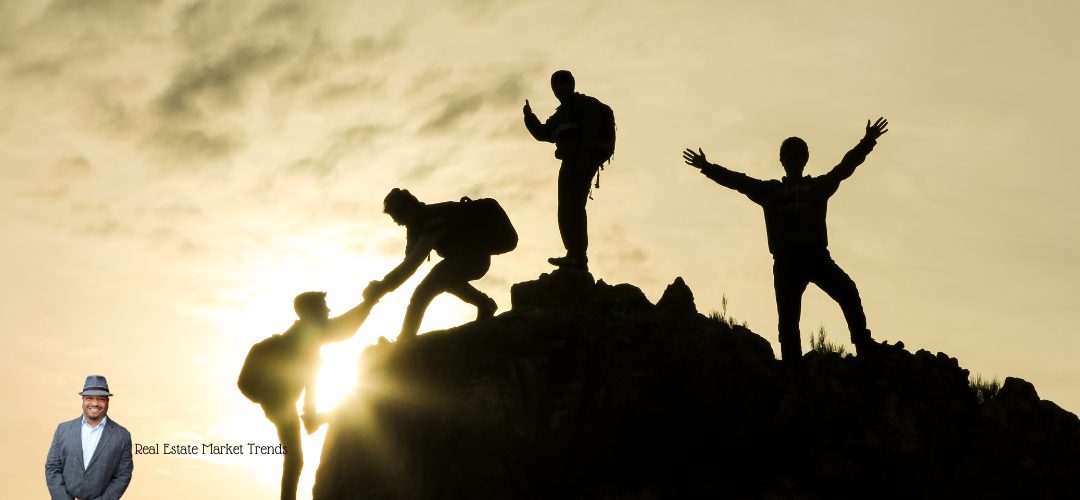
top-left (476, 295), bottom-right (498, 320)
top-left (852, 329), bottom-right (880, 357)
top-left (548, 255), bottom-right (588, 271)
top-left (780, 339), bottom-right (803, 369)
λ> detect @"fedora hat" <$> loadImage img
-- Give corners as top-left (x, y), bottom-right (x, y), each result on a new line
top-left (79, 375), bottom-right (113, 397)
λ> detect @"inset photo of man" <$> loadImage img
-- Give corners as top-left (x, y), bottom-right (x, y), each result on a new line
top-left (45, 375), bottom-right (134, 500)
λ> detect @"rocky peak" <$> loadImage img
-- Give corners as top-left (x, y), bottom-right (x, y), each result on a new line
top-left (313, 274), bottom-right (1080, 499)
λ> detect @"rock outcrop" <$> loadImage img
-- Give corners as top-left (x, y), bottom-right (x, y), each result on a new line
top-left (313, 271), bottom-right (1080, 499)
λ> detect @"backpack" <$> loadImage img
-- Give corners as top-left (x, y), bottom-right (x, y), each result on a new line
top-left (237, 333), bottom-right (298, 405)
top-left (429, 197), bottom-right (518, 257)
top-left (596, 100), bottom-right (616, 162)
top-left (560, 94), bottom-right (616, 163)
top-left (457, 197), bottom-right (518, 255)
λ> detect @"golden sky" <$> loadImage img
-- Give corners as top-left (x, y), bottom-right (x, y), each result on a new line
top-left (3, 1), bottom-right (1078, 498)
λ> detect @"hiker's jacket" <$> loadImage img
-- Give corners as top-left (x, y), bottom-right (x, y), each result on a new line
top-left (405, 202), bottom-right (474, 260)
top-left (699, 138), bottom-right (877, 258)
top-left (525, 92), bottom-right (614, 162)
top-left (260, 318), bottom-right (352, 408)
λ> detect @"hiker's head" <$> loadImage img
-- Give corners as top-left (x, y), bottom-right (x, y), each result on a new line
top-left (779, 137), bottom-right (809, 177)
top-left (294, 291), bottom-right (330, 321)
top-left (550, 70), bottom-right (575, 103)
top-left (383, 188), bottom-right (421, 226)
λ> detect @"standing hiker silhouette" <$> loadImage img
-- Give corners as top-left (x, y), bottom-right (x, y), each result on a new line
top-left (683, 118), bottom-right (890, 363)
top-left (524, 70), bottom-right (615, 272)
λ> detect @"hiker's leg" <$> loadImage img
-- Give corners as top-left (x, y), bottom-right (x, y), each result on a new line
top-left (264, 405), bottom-right (303, 500)
top-left (441, 255), bottom-right (492, 304)
top-left (773, 258), bottom-right (809, 362)
top-left (557, 160), bottom-right (596, 264)
top-left (400, 260), bottom-right (458, 338)
top-left (810, 255), bottom-right (870, 345)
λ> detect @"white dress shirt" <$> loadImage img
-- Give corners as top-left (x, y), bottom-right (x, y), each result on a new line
top-left (81, 415), bottom-right (108, 469)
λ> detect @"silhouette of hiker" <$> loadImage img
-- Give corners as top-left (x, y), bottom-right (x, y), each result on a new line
top-left (237, 291), bottom-right (375, 500)
top-left (524, 70), bottom-right (615, 272)
top-left (683, 118), bottom-right (889, 362)
top-left (364, 188), bottom-right (515, 340)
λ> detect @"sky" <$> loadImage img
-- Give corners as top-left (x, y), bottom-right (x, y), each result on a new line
top-left (3, 1), bottom-right (1079, 498)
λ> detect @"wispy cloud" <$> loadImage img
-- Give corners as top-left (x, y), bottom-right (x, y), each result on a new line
top-left (155, 44), bottom-right (290, 119)
top-left (419, 67), bottom-right (531, 133)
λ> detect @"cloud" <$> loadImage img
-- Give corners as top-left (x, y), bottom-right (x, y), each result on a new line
top-left (443, 0), bottom-right (527, 21)
top-left (419, 68), bottom-right (528, 133)
top-left (144, 125), bottom-right (240, 160)
top-left (595, 223), bottom-right (652, 269)
top-left (313, 77), bottom-right (385, 104)
top-left (10, 157), bottom-right (92, 201)
top-left (52, 156), bottom-right (93, 177)
top-left (155, 44), bottom-right (290, 119)
top-left (422, 94), bottom-right (486, 133)
top-left (351, 27), bottom-right (407, 61)
top-left (281, 123), bottom-right (387, 179)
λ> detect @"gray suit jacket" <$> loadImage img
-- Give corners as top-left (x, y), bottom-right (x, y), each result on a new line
top-left (45, 416), bottom-right (134, 500)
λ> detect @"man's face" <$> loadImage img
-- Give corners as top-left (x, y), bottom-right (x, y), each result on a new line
top-left (306, 300), bottom-right (331, 323)
top-left (388, 209), bottom-right (407, 226)
top-left (82, 396), bottom-right (109, 422)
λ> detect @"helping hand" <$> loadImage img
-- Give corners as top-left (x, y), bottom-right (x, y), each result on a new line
top-left (682, 147), bottom-right (710, 169)
top-left (865, 117), bottom-right (889, 140)
top-left (363, 280), bottom-right (385, 302)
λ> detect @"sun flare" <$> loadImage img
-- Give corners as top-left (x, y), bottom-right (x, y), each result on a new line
top-left (223, 232), bottom-right (476, 413)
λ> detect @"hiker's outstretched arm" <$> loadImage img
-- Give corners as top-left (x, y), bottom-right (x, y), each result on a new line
top-left (824, 117), bottom-right (888, 186)
top-left (325, 299), bottom-right (377, 342)
top-left (366, 229), bottom-right (443, 300)
top-left (683, 147), bottom-right (766, 197)
top-left (523, 99), bottom-right (554, 142)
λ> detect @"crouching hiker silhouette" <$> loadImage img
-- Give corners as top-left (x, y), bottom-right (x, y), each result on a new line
top-left (683, 118), bottom-right (889, 364)
top-left (524, 70), bottom-right (616, 272)
top-left (237, 291), bottom-right (376, 500)
top-left (364, 188), bottom-right (517, 340)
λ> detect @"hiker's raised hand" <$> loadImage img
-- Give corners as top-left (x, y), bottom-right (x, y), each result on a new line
top-left (682, 147), bottom-right (710, 169)
top-left (864, 117), bottom-right (889, 141)
top-left (523, 99), bottom-right (532, 116)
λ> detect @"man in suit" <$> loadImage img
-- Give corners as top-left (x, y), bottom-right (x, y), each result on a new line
top-left (46, 375), bottom-right (134, 500)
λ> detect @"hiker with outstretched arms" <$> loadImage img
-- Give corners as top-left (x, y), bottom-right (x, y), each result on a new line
top-left (683, 118), bottom-right (890, 363)
top-left (364, 188), bottom-right (516, 340)
top-left (524, 70), bottom-right (615, 272)
top-left (237, 291), bottom-right (375, 500)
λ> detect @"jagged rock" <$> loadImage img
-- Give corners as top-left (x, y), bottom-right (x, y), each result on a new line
top-left (510, 269), bottom-right (596, 310)
top-left (314, 278), bottom-right (1080, 499)
top-left (952, 377), bottom-right (1080, 498)
top-left (655, 276), bottom-right (697, 317)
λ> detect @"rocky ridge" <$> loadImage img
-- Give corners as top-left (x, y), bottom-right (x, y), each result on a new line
top-left (313, 271), bottom-right (1080, 499)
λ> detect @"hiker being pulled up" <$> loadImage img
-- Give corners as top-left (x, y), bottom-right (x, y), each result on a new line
top-left (237, 291), bottom-right (376, 500)
top-left (683, 118), bottom-right (890, 364)
top-left (364, 188), bottom-right (517, 341)
top-left (524, 69), bottom-right (615, 272)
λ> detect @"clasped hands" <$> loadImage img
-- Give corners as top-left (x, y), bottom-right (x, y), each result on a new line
top-left (363, 280), bottom-right (388, 302)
